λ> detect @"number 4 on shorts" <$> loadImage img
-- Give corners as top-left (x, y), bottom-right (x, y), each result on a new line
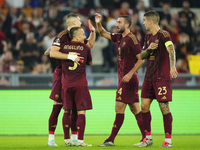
top-left (118, 88), bottom-right (122, 95)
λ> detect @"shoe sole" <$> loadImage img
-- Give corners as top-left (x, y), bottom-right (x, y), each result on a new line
top-left (139, 142), bottom-right (153, 147)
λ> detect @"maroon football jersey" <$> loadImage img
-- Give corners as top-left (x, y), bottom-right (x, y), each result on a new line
top-left (142, 29), bottom-right (172, 81)
top-left (52, 29), bottom-right (70, 68)
top-left (111, 32), bottom-right (142, 81)
top-left (52, 30), bottom-right (88, 69)
top-left (60, 41), bottom-right (92, 89)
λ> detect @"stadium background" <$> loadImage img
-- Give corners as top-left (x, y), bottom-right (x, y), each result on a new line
top-left (0, 0), bottom-right (200, 141)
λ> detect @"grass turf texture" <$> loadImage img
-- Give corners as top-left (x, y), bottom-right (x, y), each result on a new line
top-left (0, 89), bottom-right (200, 135)
top-left (0, 135), bottom-right (200, 150)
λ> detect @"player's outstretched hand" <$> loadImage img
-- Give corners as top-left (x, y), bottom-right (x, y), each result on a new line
top-left (170, 66), bottom-right (178, 78)
top-left (148, 42), bottom-right (158, 50)
top-left (95, 13), bottom-right (102, 23)
top-left (122, 73), bottom-right (132, 83)
top-left (75, 56), bottom-right (84, 65)
top-left (88, 19), bottom-right (95, 32)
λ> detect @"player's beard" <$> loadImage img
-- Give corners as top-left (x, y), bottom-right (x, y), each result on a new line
top-left (117, 27), bottom-right (125, 33)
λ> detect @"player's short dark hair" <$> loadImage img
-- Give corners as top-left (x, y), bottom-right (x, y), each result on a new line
top-left (69, 27), bottom-right (82, 39)
top-left (144, 10), bottom-right (160, 23)
top-left (119, 15), bottom-right (132, 27)
top-left (66, 13), bottom-right (79, 20)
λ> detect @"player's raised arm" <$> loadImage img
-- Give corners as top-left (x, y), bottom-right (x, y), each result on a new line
top-left (87, 19), bottom-right (96, 49)
top-left (165, 42), bottom-right (178, 78)
top-left (95, 13), bottom-right (111, 40)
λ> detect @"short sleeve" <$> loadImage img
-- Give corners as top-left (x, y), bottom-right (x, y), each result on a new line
top-left (162, 31), bottom-right (172, 43)
top-left (111, 33), bottom-right (121, 42)
top-left (129, 37), bottom-right (141, 55)
top-left (52, 30), bottom-right (69, 47)
top-left (86, 48), bottom-right (92, 65)
top-left (84, 39), bottom-right (88, 44)
top-left (161, 30), bottom-right (173, 48)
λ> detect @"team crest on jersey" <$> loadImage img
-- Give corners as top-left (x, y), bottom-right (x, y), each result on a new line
top-left (122, 42), bottom-right (126, 47)
top-left (55, 94), bottom-right (59, 99)
top-left (155, 39), bottom-right (159, 43)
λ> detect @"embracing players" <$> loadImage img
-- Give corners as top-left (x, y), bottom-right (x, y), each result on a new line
top-left (60, 27), bottom-right (93, 147)
top-left (47, 13), bottom-right (95, 146)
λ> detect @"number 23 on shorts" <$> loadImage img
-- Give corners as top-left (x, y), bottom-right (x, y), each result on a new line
top-left (158, 86), bottom-right (167, 95)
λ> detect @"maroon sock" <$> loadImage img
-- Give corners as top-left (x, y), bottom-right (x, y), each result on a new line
top-left (142, 111), bottom-right (151, 136)
top-left (48, 105), bottom-right (62, 133)
top-left (71, 109), bottom-right (78, 133)
top-left (163, 113), bottom-right (173, 138)
top-left (62, 112), bottom-right (71, 139)
top-left (135, 111), bottom-right (146, 139)
top-left (76, 114), bottom-right (85, 140)
top-left (108, 113), bottom-right (124, 141)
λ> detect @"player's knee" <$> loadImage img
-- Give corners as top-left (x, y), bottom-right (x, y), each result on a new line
top-left (115, 106), bottom-right (124, 113)
top-left (130, 109), bottom-right (136, 115)
top-left (141, 103), bottom-right (149, 112)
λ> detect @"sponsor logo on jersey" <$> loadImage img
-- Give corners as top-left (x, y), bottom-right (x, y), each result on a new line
top-left (147, 41), bottom-right (149, 44)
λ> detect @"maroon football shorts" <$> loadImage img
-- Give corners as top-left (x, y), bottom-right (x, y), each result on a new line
top-left (49, 68), bottom-right (62, 103)
top-left (62, 86), bottom-right (92, 111)
top-left (116, 74), bottom-right (139, 104)
top-left (141, 80), bottom-right (172, 101)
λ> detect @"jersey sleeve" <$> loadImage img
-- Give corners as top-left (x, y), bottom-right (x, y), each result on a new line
top-left (161, 30), bottom-right (173, 48)
top-left (52, 30), bottom-right (68, 47)
top-left (84, 39), bottom-right (88, 44)
top-left (129, 35), bottom-right (142, 55)
top-left (111, 33), bottom-right (121, 42)
top-left (86, 47), bottom-right (92, 65)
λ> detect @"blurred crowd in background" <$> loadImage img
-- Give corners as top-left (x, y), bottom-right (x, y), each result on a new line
top-left (0, 0), bottom-right (200, 75)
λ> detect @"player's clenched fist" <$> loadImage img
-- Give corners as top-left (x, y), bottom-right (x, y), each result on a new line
top-left (95, 13), bottom-right (102, 23)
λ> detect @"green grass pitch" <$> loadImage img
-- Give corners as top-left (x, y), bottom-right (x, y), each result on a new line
top-left (0, 135), bottom-right (199, 150)
top-left (0, 89), bottom-right (200, 149)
